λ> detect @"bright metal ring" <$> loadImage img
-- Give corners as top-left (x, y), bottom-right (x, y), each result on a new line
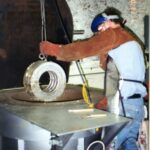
top-left (39, 53), bottom-right (47, 60)
top-left (23, 60), bottom-right (66, 102)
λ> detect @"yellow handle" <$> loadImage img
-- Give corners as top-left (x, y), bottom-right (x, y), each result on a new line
top-left (82, 83), bottom-right (94, 108)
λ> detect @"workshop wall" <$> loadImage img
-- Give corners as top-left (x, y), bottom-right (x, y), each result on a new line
top-left (66, 0), bottom-right (148, 41)
top-left (66, 0), bottom-right (149, 89)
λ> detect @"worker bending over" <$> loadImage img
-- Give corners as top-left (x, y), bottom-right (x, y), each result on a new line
top-left (40, 7), bottom-right (147, 150)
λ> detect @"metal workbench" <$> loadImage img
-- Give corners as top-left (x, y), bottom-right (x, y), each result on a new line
top-left (0, 87), bottom-right (130, 150)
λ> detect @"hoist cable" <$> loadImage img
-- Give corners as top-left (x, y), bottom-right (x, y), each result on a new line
top-left (39, 0), bottom-right (47, 60)
top-left (40, 0), bottom-right (47, 41)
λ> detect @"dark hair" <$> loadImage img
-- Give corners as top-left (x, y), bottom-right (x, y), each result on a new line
top-left (91, 7), bottom-right (126, 32)
top-left (103, 7), bottom-right (126, 27)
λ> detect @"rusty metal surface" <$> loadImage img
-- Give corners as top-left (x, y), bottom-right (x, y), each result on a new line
top-left (0, 84), bottom-right (103, 103)
top-left (12, 84), bottom-right (83, 103)
top-left (0, 86), bottom-right (130, 136)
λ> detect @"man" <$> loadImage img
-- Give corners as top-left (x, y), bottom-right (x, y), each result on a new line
top-left (40, 7), bottom-right (147, 150)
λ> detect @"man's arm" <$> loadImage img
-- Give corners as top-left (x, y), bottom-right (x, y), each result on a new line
top-left (57, 29), bottom-right (116, 61)
top-left (39, 28), bottom-right (117, 62)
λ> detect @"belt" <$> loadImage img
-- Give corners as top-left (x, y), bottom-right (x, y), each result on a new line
top-left (119, 78), bottom-right (144, 84)
top-left (128, 94), bottom-right (141, 99)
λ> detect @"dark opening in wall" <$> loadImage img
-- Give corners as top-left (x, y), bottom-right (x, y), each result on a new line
top-left (0, 0), bottom-right (73, 89)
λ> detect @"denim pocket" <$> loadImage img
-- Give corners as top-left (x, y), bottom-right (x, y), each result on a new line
top-left (120, 98), bottom-right (144, 121)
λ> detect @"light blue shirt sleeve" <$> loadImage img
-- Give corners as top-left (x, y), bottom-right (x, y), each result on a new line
top-left (108, 41), bottom-right (147, 98)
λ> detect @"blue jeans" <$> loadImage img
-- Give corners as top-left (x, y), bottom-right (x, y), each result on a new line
top-left (114, 98), bottom-right (144, 150)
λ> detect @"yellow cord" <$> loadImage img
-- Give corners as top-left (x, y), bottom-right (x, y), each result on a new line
top-left (82, 83), bottom-right (94, 108)
top-left (82, 83), bottom-right (102, 135)
top-left (82, 83), bottom-right (101, 133)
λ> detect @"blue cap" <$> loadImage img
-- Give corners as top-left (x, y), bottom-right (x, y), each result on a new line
top-left (91, 16), bottom-right (107, 32)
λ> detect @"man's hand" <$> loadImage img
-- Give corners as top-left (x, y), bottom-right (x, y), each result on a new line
top-left (95, 96), bottom-right (108, 110)
top-left (39, 41), bottom-right (61, 56)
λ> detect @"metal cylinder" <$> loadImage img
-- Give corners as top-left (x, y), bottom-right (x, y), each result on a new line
top-left (23, 60), bottom-right (66, 102)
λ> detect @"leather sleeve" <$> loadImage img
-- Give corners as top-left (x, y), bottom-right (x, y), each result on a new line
top-left (57, 27), bottom-right (135, 64)
top-left (57, 28), bottom-right (116, 61)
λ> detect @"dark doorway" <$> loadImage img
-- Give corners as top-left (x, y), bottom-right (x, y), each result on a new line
top-left (0, 0), bottom-right (73, 89)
